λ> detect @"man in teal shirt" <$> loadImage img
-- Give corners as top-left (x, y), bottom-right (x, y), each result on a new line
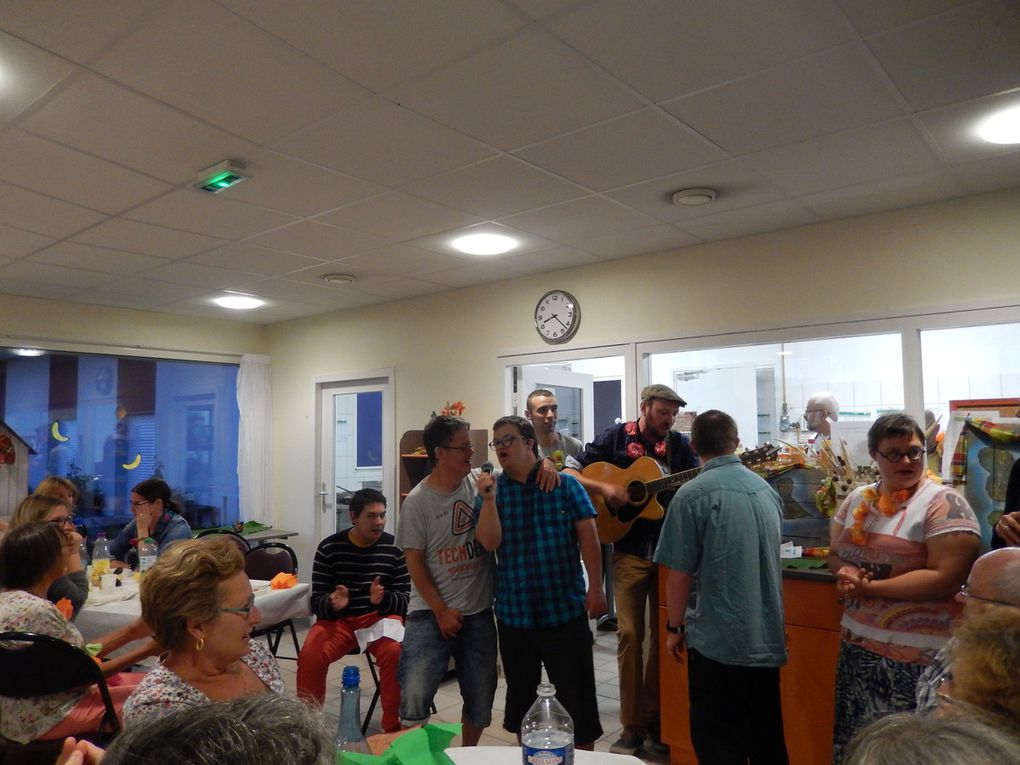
top-left (654, 410), bottom-right (788, 764)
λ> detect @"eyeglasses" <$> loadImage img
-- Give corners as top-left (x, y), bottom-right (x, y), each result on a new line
top-left (804, 408), bottom-right (826, 414)
top-left (218, 595), bottom-right (256, 617)
top-left (874, 446), bottom-right (926, 462)
top-left (47, 515), bottom-right (76, 527)
top-left (958, 583), bottom-right (1015, 608)
top-left (488, 435), bottom-right (522, 449)
top-left (439, 443), bottom-right (473, 452)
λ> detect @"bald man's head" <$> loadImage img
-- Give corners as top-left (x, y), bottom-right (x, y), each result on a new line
top-left (960, 547), bottom-right (1020, 617)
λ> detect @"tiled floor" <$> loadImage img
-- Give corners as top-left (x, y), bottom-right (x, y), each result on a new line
top-left (279, 619), bottom-right (668, 762)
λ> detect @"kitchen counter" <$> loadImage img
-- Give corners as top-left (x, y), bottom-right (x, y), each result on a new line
top-left (781, 565), bottom-right (834, 582)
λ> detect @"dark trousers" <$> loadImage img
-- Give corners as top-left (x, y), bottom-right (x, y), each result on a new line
top-left (687, 648), bottom-right (789, 765)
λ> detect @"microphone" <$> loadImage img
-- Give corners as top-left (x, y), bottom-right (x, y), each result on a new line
top-left (481, 462), bottom-right (494, 474)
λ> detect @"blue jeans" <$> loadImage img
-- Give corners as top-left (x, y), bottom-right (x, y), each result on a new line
top-left (398, 608), bottom-right (497, 728)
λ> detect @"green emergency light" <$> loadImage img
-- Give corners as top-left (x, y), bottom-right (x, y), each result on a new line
top-left (195, 160), bottom-right (250, 193)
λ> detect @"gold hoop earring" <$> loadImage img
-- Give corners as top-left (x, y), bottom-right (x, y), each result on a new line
top-left (195, 637), bottom-right (204, 652)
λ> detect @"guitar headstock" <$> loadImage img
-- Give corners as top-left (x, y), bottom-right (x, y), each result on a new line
top-left (740, 443), bottom-right (781, 466)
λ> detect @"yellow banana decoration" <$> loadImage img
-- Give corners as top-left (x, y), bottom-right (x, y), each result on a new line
top-left (51, 420), bottom-right (69, 442)
top-left (122, 453), bottom-right (142, 470)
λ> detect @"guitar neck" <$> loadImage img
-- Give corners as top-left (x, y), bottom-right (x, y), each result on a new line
top-left (646, 466), bottom-right (701, 495)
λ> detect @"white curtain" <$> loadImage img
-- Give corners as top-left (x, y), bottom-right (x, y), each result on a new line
top-left (237, 354), bottom-right (272, 524)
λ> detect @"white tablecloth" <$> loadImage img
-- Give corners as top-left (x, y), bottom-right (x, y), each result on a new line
top-left (75, 578), bottom-right (310, 642)
top-left (446, 747), bottom-right (642, 765)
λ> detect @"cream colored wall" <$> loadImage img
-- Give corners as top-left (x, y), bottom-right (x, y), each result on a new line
top-left (268, 188), bottom-right (1020, 565)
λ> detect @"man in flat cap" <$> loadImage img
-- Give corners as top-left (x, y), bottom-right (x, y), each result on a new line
top-left (565, 383), bottom-right (698, 756)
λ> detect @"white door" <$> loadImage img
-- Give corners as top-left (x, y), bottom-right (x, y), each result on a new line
top-left (518, 365), bottom-right (595, 445)
top-left (317, 378), bottom-right (394, 541)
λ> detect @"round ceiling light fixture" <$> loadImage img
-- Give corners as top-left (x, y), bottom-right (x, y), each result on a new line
top-left (322, 274), bottom-right (355, 285)
top-left (451, 232), bottom-right (519, 256)
top-left (975, 105), bottom-right (1020, 144)
top-left (671, 187), bottom-right (717, 207)
top-left (213, 294), bottom-right (264, 310)
top-left (13, 348), bottom-right (45, 357)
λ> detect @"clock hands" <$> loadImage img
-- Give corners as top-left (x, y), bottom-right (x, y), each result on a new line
top-left (547, 312), bottom-right (568, 330)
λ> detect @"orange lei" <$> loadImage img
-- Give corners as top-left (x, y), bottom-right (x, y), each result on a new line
top-left (849, 485), bottom-right (912, 545)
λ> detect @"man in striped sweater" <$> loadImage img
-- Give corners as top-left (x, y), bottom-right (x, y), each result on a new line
top-left (297, 488), bottom-right (409, 732)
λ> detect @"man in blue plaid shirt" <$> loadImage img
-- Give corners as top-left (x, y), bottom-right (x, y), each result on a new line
top-left (476, 415), bottom-right (606, 750)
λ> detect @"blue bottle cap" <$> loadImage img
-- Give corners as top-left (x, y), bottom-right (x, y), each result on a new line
top-left (342, 665), bottom-right (361, 688)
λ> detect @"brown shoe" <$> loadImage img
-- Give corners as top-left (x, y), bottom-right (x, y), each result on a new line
top-left (609, 731), bottom-right (645, 756)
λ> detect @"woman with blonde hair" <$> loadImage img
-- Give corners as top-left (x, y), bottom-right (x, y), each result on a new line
top-left (122, 537), bottom-right (284, 724)
top-left (949, 605), bottom-right (1020, 725)
top-left (10, 495), bottom-right (88, 617)
top-left (34, 476), bottom-right (79, 509)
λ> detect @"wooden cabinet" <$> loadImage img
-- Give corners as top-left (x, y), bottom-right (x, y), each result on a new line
top-left (659, 569), bottom-right (842, 765)
top-left (398, 429), bottom-right (488, 508)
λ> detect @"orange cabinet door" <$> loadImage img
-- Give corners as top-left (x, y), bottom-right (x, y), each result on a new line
top-left (658, 606), bottom-right (697, 765)
top-left (780, 624), bottom-right (841, 765)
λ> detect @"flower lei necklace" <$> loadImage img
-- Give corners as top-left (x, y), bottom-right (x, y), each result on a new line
top-left (849, 484), bottom-right (912, 545)
top-left (624, 420), bottom-right (667, 460)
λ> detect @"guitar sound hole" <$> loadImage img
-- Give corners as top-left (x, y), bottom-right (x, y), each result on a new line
top-left (627, 482), bottom-right (646, 504)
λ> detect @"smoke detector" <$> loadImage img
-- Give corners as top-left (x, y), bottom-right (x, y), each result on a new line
top-left (671, 188), bottom-right (717, 207)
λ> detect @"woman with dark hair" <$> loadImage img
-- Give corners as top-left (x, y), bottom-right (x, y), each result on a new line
top-left (110, 478), bottom-right (192, 569)
top-left (0, 523), bottom-right (154, 744)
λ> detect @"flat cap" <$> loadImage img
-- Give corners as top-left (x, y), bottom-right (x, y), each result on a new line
top-left (640, 383), bottom-right (683, 404)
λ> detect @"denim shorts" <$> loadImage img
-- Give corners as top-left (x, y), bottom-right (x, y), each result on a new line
top-left (398, 608), bottom-right (497, 728)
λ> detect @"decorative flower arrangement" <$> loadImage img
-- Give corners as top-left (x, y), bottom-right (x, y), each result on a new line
top-left (439, 400), bottom-right (465, 417)
top-left (623, 421), bottom-right (667, 459)
top-left (848, 485), bottom-right (911, 545)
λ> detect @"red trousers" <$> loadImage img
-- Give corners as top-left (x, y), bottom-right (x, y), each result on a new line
top-left (296, 613), bottom-right (402, 732)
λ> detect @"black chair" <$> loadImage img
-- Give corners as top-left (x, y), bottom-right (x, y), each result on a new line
top-left (0, 632), bottom-right (120, 756)
top-left (195, 529), bottom-right (251, 556)
top-left (244, 543), bottom-right (300, 659)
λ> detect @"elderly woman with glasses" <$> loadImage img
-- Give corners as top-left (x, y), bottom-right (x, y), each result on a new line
top-left (827, 413), bottom-right (981, 761)
top-left (109, 478), bottom-right (192, 570)
top-left (9, 495), bottom-right (88, 617)
top-left (122, 537), bottom-right (284, 724)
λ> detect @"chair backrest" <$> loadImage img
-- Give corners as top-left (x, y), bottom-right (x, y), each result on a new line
top-left (244, 542), bottom-right (299, 581)
top-left (195, 529), bottom-right (251, 555)
top-left (0, 632), bottom-right (120, 735)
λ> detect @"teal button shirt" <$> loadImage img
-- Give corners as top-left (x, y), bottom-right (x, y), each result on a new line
top-left (654, 454), bottom-right (787, 667)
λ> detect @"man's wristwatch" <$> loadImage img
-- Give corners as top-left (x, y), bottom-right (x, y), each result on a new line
top-left (665, 622), bottom-right (685, 635)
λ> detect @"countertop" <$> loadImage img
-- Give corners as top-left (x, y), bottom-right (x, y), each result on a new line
top-left (781, 566), bottom-right (835, 582)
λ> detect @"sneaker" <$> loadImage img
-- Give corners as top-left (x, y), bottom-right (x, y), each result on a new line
top-left (609, 731), bottom-right (645, 756)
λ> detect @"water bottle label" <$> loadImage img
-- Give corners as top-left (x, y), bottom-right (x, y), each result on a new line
top-left (139, 555), bottom-right (157, 573)
top-left (523, 745), bottom-right (572, 765)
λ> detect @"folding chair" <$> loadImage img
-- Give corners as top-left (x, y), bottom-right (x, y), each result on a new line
top-left (0, 632), bottom-right (120, 757)
top-left (195, 529), bottom-right (251, 556)
top-left (244, 542), bottom-right (301, 659)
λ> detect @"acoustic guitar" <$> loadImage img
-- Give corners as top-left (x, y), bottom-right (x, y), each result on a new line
top-left (584, 444), bottom-right (780, 543)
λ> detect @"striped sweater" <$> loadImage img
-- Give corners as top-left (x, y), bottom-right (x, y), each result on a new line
top-left (309, 529), bottom-right (410, 621)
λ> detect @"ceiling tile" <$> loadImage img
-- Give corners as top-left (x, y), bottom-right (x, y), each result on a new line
top-left (411, 221), bottom-right (560, 258)
top-left (246, 221), bottom-right (385, 261)
top-left (606, 160), bottom-right (785, 222)
top-left (280, 260), bottom-right (399, 290)
top-left (29, 241), bottom-right (169, 274)
top-left (0, 129), bottom-right (170, 214)
top-left (0, 30), bottom-right (78, 121)
top-left (568, 225), bottom-right (701, 259)
top-left (955, 153), bottom-right (1020, 196)
top-left (546, 0), bottom-right (851, 101)
top-left (743, 119), bottom-right (942, 195)
top-left (315, 191), bottom-right (483, 240)
top-left (662, 46), bottom-right (907, 156)
top-left (797, 169), bottom-right (966, 220)
top-left (417, 261), bottom-right (517, 288)
top-left (187, 243), bottom-right (322, 276)
top-left (73, 218), bottom-right (227, 259)
top-left (357, 278), bottom-right (450, 301)
top-left (238, 277), bottom-right (356, 304)
top-left (93, 0), bottom-right (370, 143)
top-left (864, 0), bottom-right (1020, 111)
top-left (125, 189), bottom-right (298, 240)
top-left (835, 0), bottom-right (973, 36)
top-left (493, 246), bottom-right (603, 274)
top-left (386, 27), bottom-right (643, 150)
top-left (219, 150), bottom-right (384, 218)
top-left (337, 245), bottom-right (471, 278)
top-left (250, 302), bottom-right (340, 321)
top-left (0, 223), bottom-right (55, 257)
top-left (0, 258), bottom-right (115, 289)
top-left (675, 200), bottom-right (820, 242)
top-left (141, 261), bottom-right (249, 289)
top-left (0, 277), bottom-right (75, 301)
top-left (0, 0), bottom-right (164, 64)
top-left (102, 275), bottom-right (214, 304)
top-left (274, 97), bottom-right (495, 187)
top-left (21, 73), bottom-right (255, 184)
top-left (511, 0), bottom-right (589, 20)
top-left (499, 196), bottom-right (660, 245)
top-left (0, 181), bottom-right (107, 238)
top-left (61, 288), bottom-right (157, 311)
top-left (400, 156), bottom-right (586, 219)
top-left (515, 109), bottom-right (726, 191)
top-left (220, 0), bottom-right (525, 91)
top-left (916, 91), bottom-right (1020, 165)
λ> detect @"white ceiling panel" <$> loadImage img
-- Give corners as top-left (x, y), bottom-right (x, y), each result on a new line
top-left (238, 277), bottom-right (357, 304)
top-left (315, 191), bottom-right (483, 241)
top-left (796, 169), bottom-right (966, 221)
top-left (499, 196), bottom-right (659, 245)
top-left (917, 91), bottom-right (1020, 165)
top-left (568, 225), bottom-right (701, 259)
top-left (187, 243), bottom-right (322, 276)
top-left (676, 200), bottom-right (820, 242)
top-left (493, 246), bottom-right (603, 274)
top-left (0, 129), bottom-right (170, 214)
top-left (514, 109), bottom-right (727, 192)
top-left (102, 275), bottom-right (216, 304)
top-left (62, 288), bottom-right (162, 311)
top-left (835, 0), bottom-right (973, 36)
top-left (337, 245), bottom-right (471, 278)
top-left (73, 218), bottom-right (227, 259)
top-left (357, 278), bottom-right (451, 301)
top-left (141, 260), bottom-right (250, 289)
top-left (0, 30), bottom-right (77, 121)
top-left (386, 27), bottom-right (643, 150)
top-left (0, 181), bottom-right (108, 239)
top-left (28, 241), bottom-right (169, 274)
top-left (93, 0), bottom-right (369, 143)
top-left (246, 221), bottom-right (385, 261)
top-left (955, 153), bottom-right (1020, 196)
top-left (0, 259), bottom-right (116, 289)
top-left (21, 73), bottom-right (255, 184)
top-left (416, 261), bottom-right (517, 289)
top-left (0, 223), bottom-right (55, 258)
top-left (125, 189), bottom-right (297, 240)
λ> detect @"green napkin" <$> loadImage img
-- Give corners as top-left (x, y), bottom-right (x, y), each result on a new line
top-left (338, 723), bottom-right (461, 765)
top-left (782, 558), bottom-right (828, 570)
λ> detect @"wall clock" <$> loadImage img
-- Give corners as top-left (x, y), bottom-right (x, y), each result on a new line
top-left (534, 290), bottom-right (580, 344)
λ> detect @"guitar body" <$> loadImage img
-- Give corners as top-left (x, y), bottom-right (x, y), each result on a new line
top-left (584, 456), bottom-right (670, 544)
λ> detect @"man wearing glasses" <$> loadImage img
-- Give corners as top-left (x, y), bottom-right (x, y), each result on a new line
top-left (803, 392), bottom-right (839, 452)
top-left (475, 416), bottom-right (606, 750)
top-left (524, 389), bottom-right (583, 470)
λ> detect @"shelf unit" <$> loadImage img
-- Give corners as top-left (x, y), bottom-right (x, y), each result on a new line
top-left (398, 429), bottom-right (488, 508)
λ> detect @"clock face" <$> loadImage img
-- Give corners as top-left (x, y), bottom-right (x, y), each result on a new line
top-left (534, 290), bottom-right (580, 344)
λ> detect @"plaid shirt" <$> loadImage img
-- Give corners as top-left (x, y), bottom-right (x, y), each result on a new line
top-left (480, 469), bottom-right (596, 629)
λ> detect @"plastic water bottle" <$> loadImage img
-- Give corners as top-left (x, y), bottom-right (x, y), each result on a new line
top-left (138, 537), bottom-right (158, 575)
top-left (92, 532), bottom-right (111, 577)
top-left (79, 539), bottom-right (90, 569)
top-left (336, 665), bottom-right (371, 755)
top-left (521, 683), bottom-right (574, 765)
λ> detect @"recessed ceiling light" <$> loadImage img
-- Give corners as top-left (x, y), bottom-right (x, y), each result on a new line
top-left (322, 274), bottom-right (355, 285)
top-left (13, 348), bottom-right (45, 357)
top-left (213, 294), bottom-right (264, 310)
top-left (976, 105), bottom-right (1020, 144)
top-left (671, 188), bottom-right (717, 207)
top-left (451, 233), bottom-right (519, 256)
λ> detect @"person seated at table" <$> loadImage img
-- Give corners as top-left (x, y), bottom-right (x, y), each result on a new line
top-left (0, 522), bottom-right (154, 745)
top-left (297, 488), bottom-right (409, 732)
top-left (55, 693), bottom-right (335, 765)
top-left (122, 537), bottom-right (284, 724)
top-left (34, 476), bottom-right (80, 510)
top-left (110, 478), bottom-right (192, 570)
top-left (9, 495), bottom-right (88, 617)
